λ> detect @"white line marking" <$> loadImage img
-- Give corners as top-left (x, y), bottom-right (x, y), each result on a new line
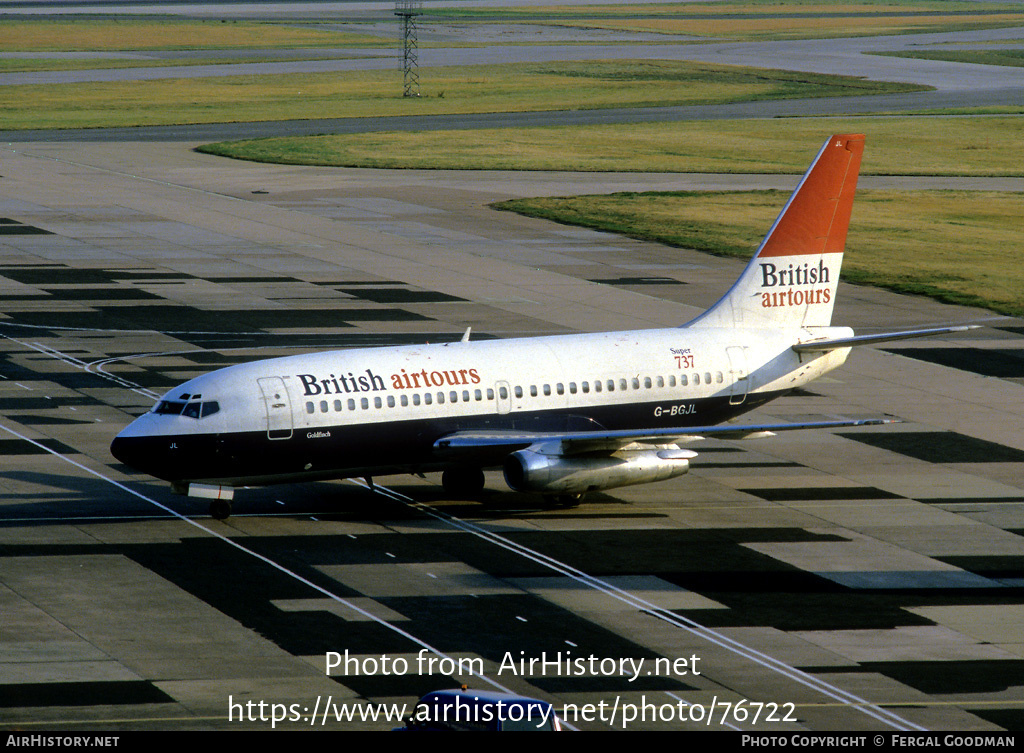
top-left (0, 419), bottom-right (557, 719)
top-left (351, 479), bottom-right (926, 732)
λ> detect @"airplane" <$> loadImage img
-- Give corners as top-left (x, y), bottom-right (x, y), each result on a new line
top-left (110, 133), bottom-right (975, 519)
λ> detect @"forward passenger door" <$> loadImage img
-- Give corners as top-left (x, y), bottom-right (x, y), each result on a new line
top-left (257, 376), bottom-right (293, 440)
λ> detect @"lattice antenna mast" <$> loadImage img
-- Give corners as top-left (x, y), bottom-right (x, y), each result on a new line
top-left (395, 0), bottom-right (423, 97)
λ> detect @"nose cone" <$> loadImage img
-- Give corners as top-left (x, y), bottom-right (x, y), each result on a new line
top-left (111, 420), bottom-right (143, 470)
top-left (110, 414), bottom-right (166, 479)
top-left (109, 432), bottom-right (135, 468)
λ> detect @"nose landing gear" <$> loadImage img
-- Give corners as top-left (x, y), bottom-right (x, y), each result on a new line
top-left (209, 499), bottom-right (233, 520)
top-left (174, 482), bottom-right (235, 520)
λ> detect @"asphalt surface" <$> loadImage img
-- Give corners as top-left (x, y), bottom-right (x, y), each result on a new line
top-left (1, 4), bottom-right (1023, 734)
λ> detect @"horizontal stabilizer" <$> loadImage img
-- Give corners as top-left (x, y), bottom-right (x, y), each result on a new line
top-left (793, 325), bottom-right (980, 353)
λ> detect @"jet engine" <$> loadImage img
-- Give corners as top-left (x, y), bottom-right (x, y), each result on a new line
top-left (503, 447), bottom-right (694, 496)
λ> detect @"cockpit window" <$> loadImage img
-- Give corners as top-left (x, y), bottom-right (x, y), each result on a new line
top-left (155, 400), bottom-right (186, 415)
top-left (153, 399), bottom-right (219, 419)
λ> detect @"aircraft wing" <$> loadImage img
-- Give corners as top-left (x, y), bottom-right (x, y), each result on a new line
top-left (433, 417), bottom-right (897, 456)
top-left (793, 325), bottom-right (979, 353)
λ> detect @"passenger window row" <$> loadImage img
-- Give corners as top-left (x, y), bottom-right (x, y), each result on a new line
top-left (306, 387), bottom-right (497, 415)
top-left (303, 370), bottom-right (726, 415)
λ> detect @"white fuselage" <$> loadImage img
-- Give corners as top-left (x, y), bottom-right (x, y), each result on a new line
top-left (111, 325), bottom-right (852, 487)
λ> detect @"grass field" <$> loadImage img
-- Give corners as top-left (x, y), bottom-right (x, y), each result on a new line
top-left (4, 1), bottom-right (1021, 53)
top-left (552, 13), bottom-right (1024, 42)
top-left (0, 60), bottom-right (927, 131)
top-left (200, 117), bottom-right (1024, 176)
top-left (493, 190), bottom-right (1024, 317)
top-left (871, 48), bottom-right (1024, 68)
top-left (429, 1), bottom-right (1024, 41)
top-left (5, 3), bottom-right (1021, 319)
top-left (0, 55), bottom-right (398, 74)
top-left (0, 19), bottom-right (390, 51)
top-left (202, 118), bottom-right (1024, 318)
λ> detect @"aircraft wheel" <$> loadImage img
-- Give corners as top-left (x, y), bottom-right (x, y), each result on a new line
top-left (543, 493), bottom-right (584, 509)
top-left (209, 499), bottom-right (232, 520)
top-left (441, 467), bottom-right (486, 497)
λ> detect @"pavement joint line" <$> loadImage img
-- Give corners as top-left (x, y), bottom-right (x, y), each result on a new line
top-left (348, 478), bottom-right (927, 732)
top-left (0, 417), bottom-right (519, 701)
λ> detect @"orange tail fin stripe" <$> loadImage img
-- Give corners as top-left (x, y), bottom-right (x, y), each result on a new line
top-left (757, 134), bottom-right (865, 259)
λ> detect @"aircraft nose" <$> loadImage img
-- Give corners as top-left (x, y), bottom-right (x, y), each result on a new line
top-left (110, 432), bottom-right (141, 470)
top-left (110, 415), bottom-right (156, 472)
top-left (110, 429), bottom-right (177, 481)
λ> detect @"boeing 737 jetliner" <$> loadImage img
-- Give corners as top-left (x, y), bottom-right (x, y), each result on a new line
top-left (111, 134), bottom-right (971, 518)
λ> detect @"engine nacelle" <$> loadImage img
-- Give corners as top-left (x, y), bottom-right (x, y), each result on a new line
top-left (503, 447), bottom-right (693, 496)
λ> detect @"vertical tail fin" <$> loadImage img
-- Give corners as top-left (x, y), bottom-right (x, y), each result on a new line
top-left (687, 134), bottom-right (865, 329)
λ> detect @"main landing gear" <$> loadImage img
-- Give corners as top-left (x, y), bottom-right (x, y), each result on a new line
top-left (542, 493), bottom-right (585, 509)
